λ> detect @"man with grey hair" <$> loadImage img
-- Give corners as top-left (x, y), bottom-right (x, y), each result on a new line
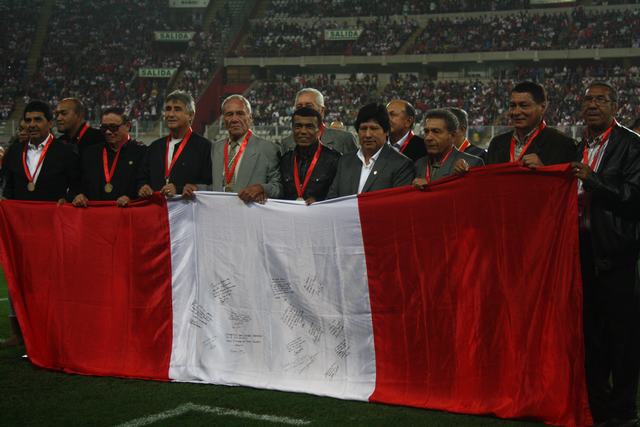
top-left (280, 88), bottom-right (357, 155)
top-left (412, 109), bottom-right (483, 189)
top-left (447, 107), bottom-right (487, 162)
top-left (137, 90), bottom-right (212, 198)
top-left (211, 94), bottom-right (281, 203)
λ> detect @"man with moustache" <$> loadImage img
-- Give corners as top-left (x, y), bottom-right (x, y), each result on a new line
top-left (486, 81), bottom-right (576, 167)
top-left (71, 108), bottom-right (147, 207)
top-left (571, 82), bottom-right (640, 427)
top-left (137, 90), bottom-right (212, 199)
top-left (447, 107), bottom-right (487, 162)
top-left (280, 107), bottom-right (340, 204)
top-left (412, 109), bottom-right (484, 189)
top-left (211, 94), bottom-right (282, 203)
top-left (326, 103), bottom-right (414, 199)
top-left (1, 100), bottom-right (80, 348)
top-left (280, 88), bottom-right (357, 155)
top-left (2, 100), bottom-right (79, 202)
top-left (386, 99), bottom-right (426, 161)
top-left (54, 98), bottom-right (105, 152)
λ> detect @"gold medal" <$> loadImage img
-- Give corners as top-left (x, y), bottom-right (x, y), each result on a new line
top-left (224, 185), bottom-right (233, 192)
top-left (104, 183), bottom-right (113, 193)
top-left (296, 197), bottom-right (304, 202)
top-left (27, 182), bottom-right (35, 192)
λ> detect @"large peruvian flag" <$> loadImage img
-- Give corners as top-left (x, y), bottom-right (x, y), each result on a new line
top-left (0, 164), bottom-right (592, 426)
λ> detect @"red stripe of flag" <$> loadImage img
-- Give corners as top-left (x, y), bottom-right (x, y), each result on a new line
top-left (0, 195), bottom-right (173, 380)
top-left (359, 164), bottom-right (592, 426)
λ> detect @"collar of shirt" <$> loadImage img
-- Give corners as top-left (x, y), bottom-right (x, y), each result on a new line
top-left (28, 136), bottom-right (49, 151)
top-left (391, 130), bottom-right (412, 150)
top-left (585, 127), bottom-right (614, 148)
top-left (513, 124), bottom-right (540, 146)
top-left (295, 140), bottom-right (319, 160)
top-left (357, 144), bottom-right (385, 169)
top-left (229, 131), bottom-right (249, 148)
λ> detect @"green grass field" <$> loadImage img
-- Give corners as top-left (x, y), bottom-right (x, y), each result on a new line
top-left (0, 270), bottom-right (634, 426)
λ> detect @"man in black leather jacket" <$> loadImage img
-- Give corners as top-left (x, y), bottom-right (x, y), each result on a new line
top-left (280, 107), bottom-right (340, 204)
top-left (572, 81), bottom-right (640, 427)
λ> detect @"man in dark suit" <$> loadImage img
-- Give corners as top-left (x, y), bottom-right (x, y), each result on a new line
top-left (71, 108), bottom-right (147, 208)
top-left (448, 107), bottom-right (487, 162)
top-left (137, 90), bottom-right (212, 199)
top-left (280, 107), bottom-right (340, 204)
top-left (486, 81), bottom-right (576, 167)
top-left (54, 98), bottom-right (105, 152)
top-left (412, 109), bottom-right (484, 188)
top-left (2, 100), bottom-right (79, 202)
top-left (1, 100), bottom-right (80, 348)
top-left (386, 99), bottom-right (426, 161)
top-left (571, 82), bottom-right (640, 427)
top-left (326, 103), bottom-right (414, 199)
top-left (280, 88), bottom-right (358, 155)
top-left (211, 94), bottom-right (282, 203)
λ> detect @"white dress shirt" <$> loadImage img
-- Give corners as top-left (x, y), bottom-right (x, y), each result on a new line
top-left (27, 136), bottom-right (50, 184)
top-left (356, 145), bottom-right (384, 194)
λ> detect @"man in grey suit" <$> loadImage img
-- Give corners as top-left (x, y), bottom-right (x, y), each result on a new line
top-left (280, 88), bottom-right (358, 155)
top-left (412, 109), bottom-right (484, 189)
top-left (212, 95), bottom-right (282, 203)
top-left (326, 103), bottom-right (414, 199)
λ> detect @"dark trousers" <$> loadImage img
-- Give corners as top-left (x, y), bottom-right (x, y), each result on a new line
top-left (580, 234), bottom-right (640, 422)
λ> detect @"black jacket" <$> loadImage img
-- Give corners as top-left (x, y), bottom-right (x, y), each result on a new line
top-left (580, 124), bottom-right (640, 265)
top-left (460, 144), bottom-right (487, 162)
top-left (280, 142), bottom-right (340, 201)
top-left (396, 134), bottom-right (427, 162)
top-left (486, 126), bottom-right (577, 166)
top-left (2, 139), bottom-right (80, 201)
top-left (137, 132), bottom-right (212, 193)
top-left (58, 123), bottom-right (106, 154)
top-left (73, 141), bottom-right (147, 201)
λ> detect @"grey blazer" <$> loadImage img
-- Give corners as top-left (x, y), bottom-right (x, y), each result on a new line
top-left (326, 143), bottom-right (414, 199)
top-left (280, 127), bottom-right (358, 155)
top-left (211, 133), bottom-right (282, 198)
top-left (414, 149), bottom-right (484, 183)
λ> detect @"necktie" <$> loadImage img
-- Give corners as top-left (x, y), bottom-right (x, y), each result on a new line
top-left (228, 142), bottom-right (238, 170)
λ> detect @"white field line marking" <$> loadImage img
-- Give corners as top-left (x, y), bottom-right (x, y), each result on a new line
top-left (115, 402), bottom-right (311, 427)
top-left (0, 298), bottom-right (8, 302)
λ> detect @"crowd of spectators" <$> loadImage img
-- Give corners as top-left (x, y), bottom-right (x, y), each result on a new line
top-left (235, 16), bottom-right (419, 57)
top-left (236, 7), bottom-right (639, 58)
top-left (0, 0), bottom-right (40, 119)
top-left (20, 0), bottom-right (223, 123)
top-left (244, 63), bottom-right (640, 132)
top-left (409, 7), bottom-right (640, 54)
top-left (264, 0), bottom-right (529, 18)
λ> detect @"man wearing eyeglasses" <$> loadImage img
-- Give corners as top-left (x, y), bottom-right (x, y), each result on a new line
top-left (71, 108), bottom-right (147, 207)
top-left (486, 81), bottom-right (576, 167)
top-left (571, 82), bottom-right (640, 427)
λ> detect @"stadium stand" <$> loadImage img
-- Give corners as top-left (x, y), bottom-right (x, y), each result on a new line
top-left (23, 0), bottom-right (225, 124)
top-left (408, 7), bottom-right (640, 54)
top-left (263, 0), bottom-right (530, 18)
top-left (236, 6), bottom-right (639, 57)
top-left (235, 17), bottom-right (419, 57)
